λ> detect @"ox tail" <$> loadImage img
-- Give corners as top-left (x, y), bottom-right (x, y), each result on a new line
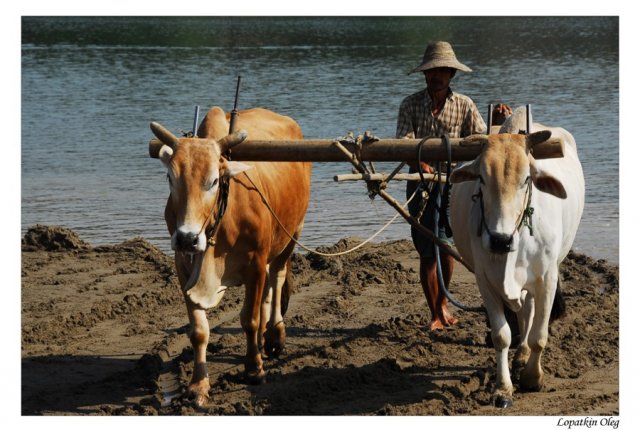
top-left (281, 257), bottom-right (298, 316)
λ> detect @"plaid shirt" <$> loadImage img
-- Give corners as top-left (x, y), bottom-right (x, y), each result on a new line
top-left (396, 88), bottom-right (486, 139)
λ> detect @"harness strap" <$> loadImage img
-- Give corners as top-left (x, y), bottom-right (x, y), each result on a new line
top-left (515, 177), bottom-right (534, 236)
top-left (471, 190), bottom-right (486, 237)
top-left (438, 133), bottom-right (453, 237)
top-left (197, 174), bottom-right (230, 248)
top-left (472, 176), bottom-right (534, 238)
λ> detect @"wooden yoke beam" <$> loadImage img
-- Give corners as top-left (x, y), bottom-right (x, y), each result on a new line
top-left (149, 135), bottom-right (565, 162)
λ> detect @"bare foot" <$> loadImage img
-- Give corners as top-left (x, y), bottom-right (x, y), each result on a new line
top-left (441, 308), bottom-right (458, 326)
top-left (428, 309), bottom-right (458, 331)
top-left (428, 319), bottom-right (447, 331)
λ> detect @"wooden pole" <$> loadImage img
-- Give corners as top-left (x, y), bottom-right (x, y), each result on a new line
top-left (334, 173), bottom-right (447, 183)
top-left (377, 187), bottom-right (475, 273)
top-left (149, 135), bottom-right (564, 162)
top-left (330, 141), bottom-right (475, 273)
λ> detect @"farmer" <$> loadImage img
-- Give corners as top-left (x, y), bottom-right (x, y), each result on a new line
top-left (396, 41), bottom-right (511, 330)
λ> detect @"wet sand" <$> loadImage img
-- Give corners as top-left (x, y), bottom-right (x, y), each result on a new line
top-left (21, 225), bottom-right (618, 416)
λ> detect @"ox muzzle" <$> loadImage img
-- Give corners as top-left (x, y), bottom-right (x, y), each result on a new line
top-left (488, 232), bottom-right (514, 254)
top-left (172, 228), bottom-right (207, 254)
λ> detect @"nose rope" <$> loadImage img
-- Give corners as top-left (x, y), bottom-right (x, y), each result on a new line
top-left (471, 176), bottom-right (534, 240)
top-left (196, 175), bottom-right (230, 248)
top-left (514, 176), bottom-right (534, 236)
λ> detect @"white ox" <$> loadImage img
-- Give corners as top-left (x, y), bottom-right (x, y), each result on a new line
top-left (449, 107), bottom-right (585, 407)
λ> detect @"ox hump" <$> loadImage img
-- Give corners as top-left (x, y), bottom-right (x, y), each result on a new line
top-left (197, 106), bottom-right (229, 140)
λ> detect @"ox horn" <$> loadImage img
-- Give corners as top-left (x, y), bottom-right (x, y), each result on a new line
top-left (460, 134), bottom-right (489, 147)
top-left (526, 130), bottom-right (552, 149)
top-left (217, 129), bottom-right (248, 154)
top-left (150, 121), bottom-right (180, 150)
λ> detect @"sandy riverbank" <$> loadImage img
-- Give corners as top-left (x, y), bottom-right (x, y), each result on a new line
top-left (21, 225), bottom-right (619, 416)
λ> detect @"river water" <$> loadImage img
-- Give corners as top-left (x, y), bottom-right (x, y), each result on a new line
top-left (21, 16), bottom-right (619, 262)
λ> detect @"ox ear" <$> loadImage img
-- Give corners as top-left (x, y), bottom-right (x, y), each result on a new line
top-left (449, 160), bottom-right (480, 183)
top-left (222, 161), bottom-right (253, 178)
top-left (531, 165), bottom-right (567, 199)
top-left (526, 130), bottom-right (552, 149)
top-left (158, 145), bottom-right (173, 167)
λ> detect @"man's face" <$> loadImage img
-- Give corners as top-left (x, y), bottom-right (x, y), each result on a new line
top-left (424, 67), bottom-right (455, 92)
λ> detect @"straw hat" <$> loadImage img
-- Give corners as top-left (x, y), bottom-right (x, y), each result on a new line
top-left (409, 41), bottom-right (472, 74)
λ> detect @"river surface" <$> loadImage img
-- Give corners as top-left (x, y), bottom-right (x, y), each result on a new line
top-left (21, 16), bottom-right (619, 262)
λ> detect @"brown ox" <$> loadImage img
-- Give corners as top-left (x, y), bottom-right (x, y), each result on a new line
top-left (149, 107), bottom-right (312, 407)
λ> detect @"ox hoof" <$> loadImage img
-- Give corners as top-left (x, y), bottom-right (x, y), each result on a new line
top-left (192, 393), bottom-right (209, 409)
top-left (493, 395), bottom-right (513, 409)
top-left (245, 369), bottom-right (267, 385)
top-left (520, 381), bottom-right (544, 392)
top-left (519, 369), bottom-right (544, 392)
top-left (185, 385), bottom-right (210, 409)
top-left (264, 341), bottom-right (285, 359)
top-left (264, 324), bottom-right (286, 359)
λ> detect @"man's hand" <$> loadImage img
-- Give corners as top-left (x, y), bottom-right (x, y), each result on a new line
top-left (492, 103), bottom-right (513, 126)
top-left (401, 132), bottom-right (433, 173)
top-left (418, 161), bottom-right (434, 174)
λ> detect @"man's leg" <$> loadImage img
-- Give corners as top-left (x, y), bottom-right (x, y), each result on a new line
top-left (419, 253), bottom-right (458, 331)
top-left (407, 179), bottom-right (458, 330)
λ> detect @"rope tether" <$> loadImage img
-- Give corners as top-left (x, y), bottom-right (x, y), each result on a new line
top-left (242, 172), bottom-right (419, 258)
top-left (418, 134), bottom-right (484, 313)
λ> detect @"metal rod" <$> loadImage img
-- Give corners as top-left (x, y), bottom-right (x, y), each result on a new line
top-left (526, 104), bottom-right (532, 134)
top-left (487, 103), bottom-right (494, 135)
top-left (192, 105), bottom-right (200, 137)
top-left (229, 76), bottom-right (242, 134)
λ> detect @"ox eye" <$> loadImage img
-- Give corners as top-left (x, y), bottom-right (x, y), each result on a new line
top-left (206, 178), bottom-right (219, 190)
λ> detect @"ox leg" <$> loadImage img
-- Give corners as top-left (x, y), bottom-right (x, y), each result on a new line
top-left (184, 300), bottom-right (211, 408)
top-left (240, 260), bottom-right (268, 385)
top-left (263, 261), bottom-right (288, 358)
top-left (264, 238), bottom-right (297, 358)
top-left (259, 268), bottom-right (272, 356)
top-left (478, 275), bottom-right (513, 408)
top-left (520, 272), bottom-right (557, 392)
top-left (174, 252), bottom-right (210, 407)
top-left (513, 291), bottom-right (534, 376)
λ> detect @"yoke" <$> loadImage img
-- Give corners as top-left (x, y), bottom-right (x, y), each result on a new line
top-left (148, 104), bottom-right (564, 273)
top-left (150, 135), bottom-right (564, 162)
top-left (148, 103), bottom-right (565, 311)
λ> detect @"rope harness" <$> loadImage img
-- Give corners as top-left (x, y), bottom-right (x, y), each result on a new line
top-left (241, 169), bottom-right (419, 257)
top-left (192, 131), bottom-right (482, 312)
top-left (197, 151), bottom-right (415, 258)
top-left (471, 174), bottom-right (535, 239)
top-left (418, 133), bottom-right (484, 313)
top-left (199, 175), bottom-right (230, 248)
